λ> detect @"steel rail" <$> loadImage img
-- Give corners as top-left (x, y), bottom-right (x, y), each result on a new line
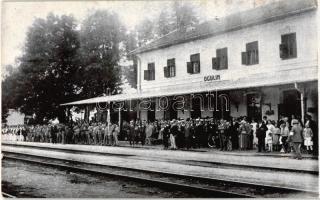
top-left (3, 153), bottom-right (253, 198)
top-left (3, 149), bottom-right (318, 198)
top-left (3, 143), bottom-right (318, 175)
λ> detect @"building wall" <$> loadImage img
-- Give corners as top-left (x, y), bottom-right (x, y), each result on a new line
top-left (138, 10), bottom-right (317, 92)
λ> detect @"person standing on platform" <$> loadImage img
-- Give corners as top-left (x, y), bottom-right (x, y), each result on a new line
top-left (184, 119), bottom-right (192, 150)
top-left (218, 119), bottom-right (227, 151)
top-left (238, 119), bottom-right (249, 150)
top-left (230, 118), bottom-right (239, 150)
top-left (203, 119), bottom-right (210, 148)
top-left (145, 121), bottom-right (153, 145)
top-left (134, 121), bottom-right (141, 145)
top-left (290, 119), bottom-right (304, 159)
top-left (86, 123), bottom-right (92, 144)
top-left (129, 120), bottom-right (135, 146)
top-left (266, 120), bottom-right (275, 151)
top-left (108, 122), bottom-right (115, 145)
top-left (138, 121), bottom-right (146, 146)
top-left (303, 121), bottom-right (313, 154)
top-left (251, 119), bottom-right (258, 149)
top-left (122, 121), bottom-right (130, 141)
top-left (194, 118), bottom-right (203, 149)
top-left (170, 120), bottom-right (178, 150)
top-left (162, 121), bottom-right (170, 149)
top-left (256, 119), bottom-right (268, 152)
top-left (92, 123), bottom-right (98, 145)
top-left (305, 114), bottom-right (318, 156)
top-left (83, 122), bottom-right (90, 145)
top-left (113, 123), bottom-right (119, 146)
top-left (280, 121), bottom-right (290, 153)
top-left (60, 124), bottom-right (66, 144)
top-left (177, 120), bottom-right (185, 148)
top-left (273, 122), bottom-right (281, 151)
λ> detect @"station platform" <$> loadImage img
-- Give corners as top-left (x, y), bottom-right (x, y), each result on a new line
top-left (2, 141), bottom-right (319, 193)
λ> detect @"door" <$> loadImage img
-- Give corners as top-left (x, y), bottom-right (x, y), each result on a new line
top-left (147, 101), bottom-right (156, 122)
top-left (282, 90), bottom-right (301, 118)
top-left (247, 93), bottom-right (262, 121)
top-left (191, 97), bottom-right (201, 119)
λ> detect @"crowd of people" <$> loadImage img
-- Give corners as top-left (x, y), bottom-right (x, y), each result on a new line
top-left (2, 114), bottom-right (318, 159)
top-left (2, 121), bottom-right (121, 146)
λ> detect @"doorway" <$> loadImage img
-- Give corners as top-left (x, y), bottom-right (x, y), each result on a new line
top-left (247, 93), bottom-right (262, 121)
top-left (279, 90), bottom-right (301, 118)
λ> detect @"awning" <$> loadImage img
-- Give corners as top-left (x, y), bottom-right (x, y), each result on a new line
top-left (60, 65), bottom-right (318, 106)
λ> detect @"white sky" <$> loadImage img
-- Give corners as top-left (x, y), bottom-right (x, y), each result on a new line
top-left (1, 0), bottom-right (264, 68)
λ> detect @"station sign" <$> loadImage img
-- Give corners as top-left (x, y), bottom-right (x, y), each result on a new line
top-left (204, 75), bottom-right (221, 82)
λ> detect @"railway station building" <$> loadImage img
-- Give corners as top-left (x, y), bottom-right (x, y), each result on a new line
top-left (62, 0), bottom-right (319, 124)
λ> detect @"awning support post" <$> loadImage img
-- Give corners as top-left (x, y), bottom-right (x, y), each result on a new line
top-left (294, 83), bottom-right (305, 125)
top-left (118, 107), bottom-right (121, 127)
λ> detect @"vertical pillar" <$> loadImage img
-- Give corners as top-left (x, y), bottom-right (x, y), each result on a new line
top-left (137, 99), bottom-right (141, 120)
top-left (107, 107), bottom-right (110, 133)
top-left (295, 82), bottom-right (305, 125)
top-left (118, 107), bottom-right (121, 127)
top-left (301, 92), bottom-right (305, 125)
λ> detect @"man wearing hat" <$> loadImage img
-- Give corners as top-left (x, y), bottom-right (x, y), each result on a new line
top-left (290, 119), bottom-right (304, 159)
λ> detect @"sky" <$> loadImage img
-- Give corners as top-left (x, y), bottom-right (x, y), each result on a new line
top-left (1, 0), bottom-right (267, 68)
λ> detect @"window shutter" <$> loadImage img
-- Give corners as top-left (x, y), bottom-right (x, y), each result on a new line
top-left (223, 55), bottom-right (228, 69)
top-left (241, 52), bottom-right (248, 65)
top-left (279, 44), bottom-right (287, 59)
top-left (163, 66), bottom-right (168, 78)
top-left (212, 57), bottom-right (218, 70)
top-left (172, 65), bottom-right (176, 77)
top-left (291, 33), bottom-right (297, 58)
top-left (144, 70), bottom-right (149, 80)
top-left (187, 62), bottom-right (193, 74)
top-left (220, 48), bottom-right (228, 69)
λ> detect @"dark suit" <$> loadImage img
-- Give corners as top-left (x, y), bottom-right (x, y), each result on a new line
top-left (256, 122), bottom-right (267, 152)
top-left (308, 119), bottom-right (318, 156)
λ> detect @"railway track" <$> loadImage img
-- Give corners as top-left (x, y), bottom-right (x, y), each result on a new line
top-left (2, 145), bottom-right (318, 198)
top-left (3, 142), bottom-right (318, 175)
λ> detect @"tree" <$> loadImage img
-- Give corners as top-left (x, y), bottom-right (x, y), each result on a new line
top-left (156, 8), bottom-right (175, 36)
top-left (10, 13), bottom-right (81, 123)
top-left (135, 18), bottom-right (155, 47)
top-left (1, 65), bottom-right (20, 123)
top-left (77, 10), bottom-right (125, 98)
top-left (122, 31), bottom-right (138, 88)
top-left (173, 1), bottom-right (199, 29)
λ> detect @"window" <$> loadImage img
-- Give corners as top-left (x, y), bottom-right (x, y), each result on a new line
top-left (280, 33), bottom-right (297, 59)
top-left (212, 47), bottom-right (228, 70)
top-left (187, 53), bottom-right (200, 74)
top-left (144, 63), bottom-right (155, 80)
top-left (164, 58), bottom-right (176, 78)
top-left (242, 41), bottom-right (259, 65)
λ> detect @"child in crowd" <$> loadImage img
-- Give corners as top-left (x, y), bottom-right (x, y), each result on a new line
top-left (266, 131), bottom-right (273, 152)
top-left (303, 122), bottom-right (313, 154)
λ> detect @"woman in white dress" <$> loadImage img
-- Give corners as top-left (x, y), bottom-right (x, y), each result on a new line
top-left (251, 119), bottom-right (258, 149)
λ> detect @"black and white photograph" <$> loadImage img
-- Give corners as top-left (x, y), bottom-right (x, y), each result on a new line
top-left (1, 0), bottom-right (319, 198)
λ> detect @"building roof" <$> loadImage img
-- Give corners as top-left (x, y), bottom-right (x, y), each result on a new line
top-left (130, 0), bottom-right (317, 55)
top-left (60, 65), bottom-right (317, 106)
